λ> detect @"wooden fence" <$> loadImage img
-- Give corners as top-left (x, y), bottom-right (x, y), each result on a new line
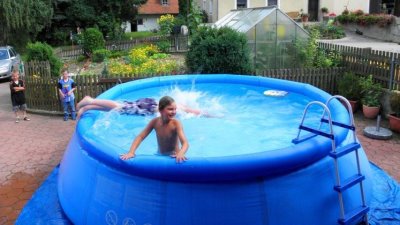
top-left (56, 35), bottom-right (189, 59)
top-left (256, 67), bottom-right (344, 94)
top-left (318, 42), bottom-right (400, 91)
top-left (24, 68), bottom-right (343, 113)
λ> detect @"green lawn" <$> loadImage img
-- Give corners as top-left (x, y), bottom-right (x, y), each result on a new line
top-left (122, 31), bottom-right (160, 40)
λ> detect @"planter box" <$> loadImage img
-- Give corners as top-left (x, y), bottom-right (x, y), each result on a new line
top-left (340, 17), bottom-right (400, 43)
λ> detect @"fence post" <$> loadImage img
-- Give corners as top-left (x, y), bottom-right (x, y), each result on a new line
top-left (389, 54), bottom-right (396, 91)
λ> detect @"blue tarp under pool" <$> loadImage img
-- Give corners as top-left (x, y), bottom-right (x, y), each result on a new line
top-left (16, 162), bottom-right (400, 225)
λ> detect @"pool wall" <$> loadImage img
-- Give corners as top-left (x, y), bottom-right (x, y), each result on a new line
top-left (58, 75), bottom-right (372, 225)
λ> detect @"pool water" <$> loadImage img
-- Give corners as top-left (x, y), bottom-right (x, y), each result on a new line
top-left (87, 83), bottom-right (326, 157)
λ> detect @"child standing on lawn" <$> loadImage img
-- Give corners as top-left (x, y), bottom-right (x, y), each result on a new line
top-left (58, 68), bottom-right (77, 121)
top-left (10, 70), bottom-right (30, 123)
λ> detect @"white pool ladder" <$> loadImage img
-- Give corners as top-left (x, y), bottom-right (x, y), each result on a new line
top-left (292, 95), bottom-right (369, 225)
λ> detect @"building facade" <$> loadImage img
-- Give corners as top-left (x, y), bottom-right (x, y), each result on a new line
top-left (196, 0), bottom-right (371, 23)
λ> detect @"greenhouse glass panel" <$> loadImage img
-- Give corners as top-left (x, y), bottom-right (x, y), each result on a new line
top-left (214, 6), bottom-right (309, 70)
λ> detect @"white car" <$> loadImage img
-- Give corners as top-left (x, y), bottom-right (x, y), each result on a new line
top-left (0, 46), bottom-right (21, 80)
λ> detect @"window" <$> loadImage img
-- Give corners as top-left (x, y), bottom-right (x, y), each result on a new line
top-left (161, 0), bottom-right (168, 6)
top-left (9, 49), bottom-right (15, 58)
top-left (268, 0), bottom-right (277, 6)
top-left (209, 0), bottom-right (213, 15)
top-left (137, 19), bottom-right (143, 25)
top-left (237, 0), bottom-right (247, 9)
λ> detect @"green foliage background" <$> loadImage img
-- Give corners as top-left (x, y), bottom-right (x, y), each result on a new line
top-left (186, 26), bottom-right (252, 74)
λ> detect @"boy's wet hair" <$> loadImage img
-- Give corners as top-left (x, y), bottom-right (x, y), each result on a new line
top-left (158, 96), bottom-right (175, 111)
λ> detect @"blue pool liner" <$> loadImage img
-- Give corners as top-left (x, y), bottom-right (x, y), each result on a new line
top-left (16, 163), bottom-right (399, 225)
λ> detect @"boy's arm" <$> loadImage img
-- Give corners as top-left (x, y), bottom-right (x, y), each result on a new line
top-left (69, 81), bottom-right (76, 95)
top-left (120, 118), bottom-right (156, 160)
top-left (171, 120), bottom-right (189, 163)
top-left (57, 82), bottom-right (64, 98)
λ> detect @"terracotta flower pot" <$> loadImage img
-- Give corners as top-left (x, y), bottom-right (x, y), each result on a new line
top-left (340, 99), bottom-right (358, 113)
top-left (388, 114), bottom-right (400, 133)
top-left (362, 105), bottom-right (380, 119)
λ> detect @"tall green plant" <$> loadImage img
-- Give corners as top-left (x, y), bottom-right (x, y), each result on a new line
top-left (158, 14), bottom-right (175, 36)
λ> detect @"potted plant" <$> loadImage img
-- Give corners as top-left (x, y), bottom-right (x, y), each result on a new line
top-left (388, 91), bottom-right (400, 132)
top-left (321, 7), bottom-right (329, 15)
top-left (359, 75), bottom-right (383, 119)
top-left (337, 72), bottom-right (362, 112)
top-left (300, 9), bottom-right (309, 22)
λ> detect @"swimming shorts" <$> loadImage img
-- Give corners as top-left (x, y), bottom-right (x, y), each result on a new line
top-left (119, 98), bottom-right (158, 116)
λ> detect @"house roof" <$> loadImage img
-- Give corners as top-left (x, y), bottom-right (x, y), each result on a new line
top-left (138, 0), bottom-right (179, 15)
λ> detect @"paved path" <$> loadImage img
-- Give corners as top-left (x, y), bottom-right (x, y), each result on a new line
top-left (0, 79), bottom-right (399, 225)
top-left (319, 29), bottom-right (400, 53)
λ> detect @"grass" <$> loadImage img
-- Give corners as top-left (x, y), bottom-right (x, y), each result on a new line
top-left (122, 31), bottom-right (160, 40)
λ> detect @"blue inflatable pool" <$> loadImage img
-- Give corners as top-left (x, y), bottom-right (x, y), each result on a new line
top-left (58, 74), bottom-right (372, 225)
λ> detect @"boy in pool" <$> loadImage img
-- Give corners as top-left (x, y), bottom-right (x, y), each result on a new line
top-left (120, 96), bottom-right (188, 163)
top-left (76, 96), bottom-right (210, 120)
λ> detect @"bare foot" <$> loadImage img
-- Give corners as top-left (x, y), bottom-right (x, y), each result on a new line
top-left (76, 108), bottom-right (85, 120)
top-left (77, 96), bottom-right (93, 110)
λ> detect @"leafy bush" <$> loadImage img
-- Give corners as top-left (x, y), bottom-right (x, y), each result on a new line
top-left (390, 91), bottom-right (400, 117)
top-left (156, 40), bottom-right (171, 53)
top-left (294, 30), bottom-right (341, 68)
top-left (337, 72), bottom-right (362, 100)
top-left (359, 75), bottom-right (383, 107)
top-left (26, 42), bottom-right (62, 77)
top-left (82, 28), bottom-right (105, 56)
top-left (186, 26), bottom-right (252, 74)
top-left (305, 23), bottom-right (345, 39)
top-left (92, 49), bottom-right (111, 63)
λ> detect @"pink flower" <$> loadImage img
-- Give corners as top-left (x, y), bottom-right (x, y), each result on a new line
top-left (329, 12), bottom-right (337, 17)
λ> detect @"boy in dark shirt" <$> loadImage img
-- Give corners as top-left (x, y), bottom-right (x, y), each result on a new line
top-left (10, 70), bottom-right (30, 123)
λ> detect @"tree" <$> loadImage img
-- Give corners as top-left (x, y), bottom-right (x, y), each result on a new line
top-left (0, 0), bottom-right (53, 48)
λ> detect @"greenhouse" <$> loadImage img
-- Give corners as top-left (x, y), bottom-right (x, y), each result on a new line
top-left (214, 6), bottom-right (309, 70)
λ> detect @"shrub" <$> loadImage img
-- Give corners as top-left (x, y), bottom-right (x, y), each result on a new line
top-left (359, 75), bottom-right (383, 107)
top-left (26, 42), bottom-right (62, 77)
top-left (156, 40), bottom-right (171, 53)
top-left (82, 28), bottom-right (105, 56)
top-left (390, 92), bottom-right (400, 117)
top-left (337, 72), bottom-right (362, 100)
top-left (158, 14), bottom-right (175, 36)
top-left (186, 26), bottom-right (252, 74)
top-left (336, 11), bottom-right (394, 27)
top-left (92, 49), bottom-right (111, 63)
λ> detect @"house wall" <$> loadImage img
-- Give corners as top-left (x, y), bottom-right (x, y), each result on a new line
top-left (201, 0), bottom-right (370, 24)
top-left (137, 15), bottom-right (160, 32)
top-left (280, 0), bottom-right (307, 13)
top-left (250, 0), bottom-right (267, 8)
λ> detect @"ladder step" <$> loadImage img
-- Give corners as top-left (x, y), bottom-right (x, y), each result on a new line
top-left (298, 125), bottom-right (334, 139)
top-left (334, 174), bottom-right (365, 192)
top-left (320, 118), bottom-right (355, 130)
top-left (292, 133), bottom-right (317, 144)
top-left (338, 206), bottom-right (369, 225)
top-left (329, 143), bottom-right (361, 159)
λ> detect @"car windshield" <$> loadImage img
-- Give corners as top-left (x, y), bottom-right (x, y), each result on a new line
top-left (0, 50), bottom-right (9, 60)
